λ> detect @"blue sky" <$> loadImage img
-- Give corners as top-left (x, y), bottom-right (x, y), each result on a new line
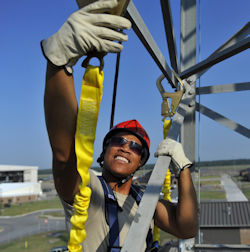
top-left (0, 0), bottom-right (249, 169)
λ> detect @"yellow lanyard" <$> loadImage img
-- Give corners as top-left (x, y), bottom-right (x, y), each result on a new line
top-left (68, 65), bottom-right (104, 252)
top-left (153, 119), bottom-right (172, 246)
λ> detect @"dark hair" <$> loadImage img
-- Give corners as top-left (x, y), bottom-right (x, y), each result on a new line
top-left (97, 151), bottom-right (105, 167)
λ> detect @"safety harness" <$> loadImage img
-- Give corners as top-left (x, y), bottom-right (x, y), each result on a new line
top-left (97, 176), bottom-right (155, 252)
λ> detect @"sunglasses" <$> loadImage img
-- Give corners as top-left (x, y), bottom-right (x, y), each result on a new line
top-left (107, 136), bottom-right (143, 156)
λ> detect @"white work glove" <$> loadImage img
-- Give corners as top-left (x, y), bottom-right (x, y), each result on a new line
top-left (154, 138), bottom-right (192, 177)
top-left (41, 0), bottom-right (131, 74)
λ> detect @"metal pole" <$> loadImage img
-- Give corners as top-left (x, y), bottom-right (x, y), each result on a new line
top-left (179, 1), bottom-right (197, 251)
top-left (109, 50), bottom-right (121, 129)
top-left (197, 0), bottom-right (201, 245)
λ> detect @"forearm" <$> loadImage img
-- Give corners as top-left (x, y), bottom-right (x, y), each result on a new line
top-left (44, 63), bottom-right (77, 159)
top-left (44, 62), bottom-right (80, 203)
top-left (176, 167), bottom-right (198, 238)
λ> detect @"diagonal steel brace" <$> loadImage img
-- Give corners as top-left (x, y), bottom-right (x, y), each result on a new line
top-left (121, 82), bottom-right (192, 252)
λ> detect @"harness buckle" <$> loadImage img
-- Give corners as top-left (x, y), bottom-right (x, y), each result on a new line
top-left (107, 194), bottom-right (116, 201)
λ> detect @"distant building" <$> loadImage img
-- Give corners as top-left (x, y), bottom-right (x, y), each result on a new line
top-left (0, 165), bottom-right (42, 204)
top-left (0, 182), bottom-right (42, 204)
top-left (199, 201), bottom-right (250, 245)
top-left (0, 165), bottom-right (38, 183)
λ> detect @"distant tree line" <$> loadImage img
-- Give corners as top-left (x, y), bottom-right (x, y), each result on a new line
top-left (197, 159), bottom-right (250, 167)
top-left (38, 159), bottom-right (250, 174)
top-left (90, 159), bottom-right (250, 173)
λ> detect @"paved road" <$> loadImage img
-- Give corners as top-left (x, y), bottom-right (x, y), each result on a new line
top-left (221, 174), bottom-right (248, 202)
top-left (0, 209), bottom-right (65, 244)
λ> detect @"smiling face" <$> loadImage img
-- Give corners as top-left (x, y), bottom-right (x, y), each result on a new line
top-left (103, 132), bottom-right (142, 180)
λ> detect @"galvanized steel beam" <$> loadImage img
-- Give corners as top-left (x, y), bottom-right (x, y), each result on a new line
top-left (194, 244), bottom-right (250, 250)
top-left (179, 2), bottom-right (197, 251)
top-left (180, 0), bottom-right (196, 165)
top-left (180, 0), bottom-right (197, 72)
top-left (160, 0), bottom-right (179, 73)
top-left (126, 1), bottom-right (177, 88)
top-left (196, 82), bottom-right (250, 95)
top-left (121, 156), bottom-right (171, 252)
top-left (215, 22), bottom-right (250, 50)
top-left (196, 103), bottom-right (250, 138)
top-left (180, 37), bottom-right (250, 79)
top-left (186, 22), bottom-right (250, 82)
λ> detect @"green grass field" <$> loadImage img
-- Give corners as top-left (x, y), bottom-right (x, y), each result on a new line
top-left (242, 188), bottom-right (250, 200)
top-left (194, 175), bottom-right (225, 200)
top-left (0, 197), bottom-right (62, 216)
top-left (39, 211), bottom-right (64, 218)
top-left (231, 175), bottom-right (250, 200)
top-left (0, 231), bottom-right (67, 252)
top-left (197, 175), bottom-right (220, 179)
top-left (200, 191), bottom-right (226, 200)
top-left (196, 180), bottom-right (221, 186)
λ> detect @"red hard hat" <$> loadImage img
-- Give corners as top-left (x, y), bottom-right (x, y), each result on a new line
top-left (103, 119), bottom-right (150, 166)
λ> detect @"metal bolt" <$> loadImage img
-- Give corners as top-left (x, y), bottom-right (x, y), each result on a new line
top-left (188, 101), bottom-right (196, 107)
top-left (188, 90), bottom-right (194, 95)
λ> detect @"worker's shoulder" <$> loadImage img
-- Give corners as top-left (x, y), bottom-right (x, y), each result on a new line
top-left (88, 169), bottom-right (105, 202)
top-left (89, 168), bottom-right (101, 185)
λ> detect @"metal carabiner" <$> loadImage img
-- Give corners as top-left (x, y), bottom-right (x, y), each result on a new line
top-left (161, 90), bottom-right (184, 118)
top-left (82, 52), bottom-right (106, 72)
top-left (156, 73), bottom-right (184, 119)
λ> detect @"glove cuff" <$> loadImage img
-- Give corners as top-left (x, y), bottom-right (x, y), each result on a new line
top-left (65, 57), bottom-right (81, 75)
top-left (41, 35), bottom-right (69, 67)
top-left (181, 162), bottom-right (193, 171)
top-left (174, 161), bottom-right (192, 178)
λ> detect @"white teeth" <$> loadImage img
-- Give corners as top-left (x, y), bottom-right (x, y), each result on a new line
top-left (115, 156), bottom-right (129, 163)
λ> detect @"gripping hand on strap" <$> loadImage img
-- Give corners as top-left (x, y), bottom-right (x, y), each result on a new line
top-left (41, 0), bottom-right (131, 74)
top-left (154, 138), bottom-right (192, 178)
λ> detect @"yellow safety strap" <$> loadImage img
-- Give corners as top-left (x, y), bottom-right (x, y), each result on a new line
top-left (153, 119), bottom-right (172, 246)
top-left (68, 65), bottom-right (104, 252)
top-left (163, 119), bottom-right (172, 140)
